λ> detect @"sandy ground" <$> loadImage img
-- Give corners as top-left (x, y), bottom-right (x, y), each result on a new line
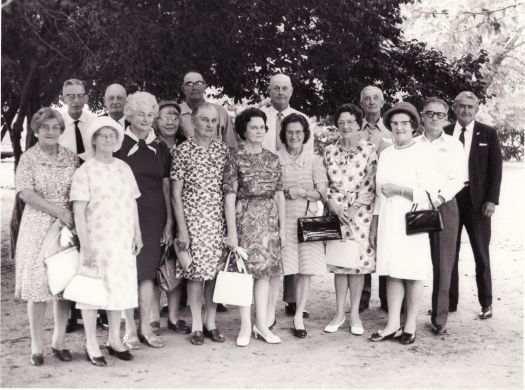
top-left (0, 161), bottom-right (523, 389)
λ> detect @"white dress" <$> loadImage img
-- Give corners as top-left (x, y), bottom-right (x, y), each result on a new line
top-left (70, 158), bottom-right (140, 310)
top-left (374, 142), bottom-right (439, 281)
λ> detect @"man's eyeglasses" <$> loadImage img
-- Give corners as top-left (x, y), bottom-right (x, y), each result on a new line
top-left (423, 111), bottom-right (447, 119)
top-left (184, 81), bottom-right (205, 87)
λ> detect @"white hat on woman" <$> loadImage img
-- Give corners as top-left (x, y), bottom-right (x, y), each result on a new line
top-left (78, 116), bottom-right (124, 160)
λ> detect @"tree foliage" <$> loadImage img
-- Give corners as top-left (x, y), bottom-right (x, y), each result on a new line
top-left (2, 0), bottom-right (489, 164)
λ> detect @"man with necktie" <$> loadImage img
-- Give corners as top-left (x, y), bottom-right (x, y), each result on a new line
top-left (261, 73), bottom-right (312, 319)
top-left (444, 91), bottom-right (502, 319)
top-left (58, 79), bottom-right (95, 155)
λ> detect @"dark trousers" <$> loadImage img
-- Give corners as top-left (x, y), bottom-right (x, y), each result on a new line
top-left (283, 274), bottom-right (296, 303)
top-left (450, 187), bottom-right (493, 308)
top-left (361, 274), bottom-right (387, 307)
top-left (430, 199), bottom-right (459, 327)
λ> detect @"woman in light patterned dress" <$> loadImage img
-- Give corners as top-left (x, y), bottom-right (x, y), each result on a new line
top-left (15, 108), bottom-right (79, 366)
top-left (277, 113), bottom-right (328, 338)
top-left (224, 107), bottom-right (286, 346)
top-left (71, 117), bottom-right (142, 366)
top-left (323, 103), bottom-right (378, 336)
top-left (171, 103), bottom-right (230, 346)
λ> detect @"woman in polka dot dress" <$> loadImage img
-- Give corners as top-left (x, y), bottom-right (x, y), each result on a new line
top-left (323, 103), bottom-right (378, 336)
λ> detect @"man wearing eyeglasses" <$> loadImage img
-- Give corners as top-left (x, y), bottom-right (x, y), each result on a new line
top-left (415, 97), bottom-right (465, 335)
top-left (99, 83), bottom-right (129, 129)
top-left (58, 79), bottom-right (96, 155)
top-left (444, 91), bottom-right (502, 320)
top-left (179, 71), bottom-right (237, 151)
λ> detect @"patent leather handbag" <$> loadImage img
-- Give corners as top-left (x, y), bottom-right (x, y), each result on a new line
top-left (405, 191), bottom-right (443, 235)
top-left (297, 201), bottom-right (342, 243)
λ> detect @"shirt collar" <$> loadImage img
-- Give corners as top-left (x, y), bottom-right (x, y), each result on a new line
top-left (454, 120), bottom-right (475, 133)
top-left (421, 130), bottom-right (446, 143)
top-left (125, 127), bottom-right (157, 156)
top-left (180, 101), bottom-right (193, 115)
top-left (268, 105), bottom-right (294, 117)
top-left (61, 110), bottom-right (90, 125)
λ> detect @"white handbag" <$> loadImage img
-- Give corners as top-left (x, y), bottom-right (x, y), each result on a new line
top-left (325, 239), bottom-right (360, 269)
top-left (42, 221), bottom-right (80, 295)
top-left (64, 264), bottom-right (108, 308)
top-left (213, 249), bottom-right (253, 307)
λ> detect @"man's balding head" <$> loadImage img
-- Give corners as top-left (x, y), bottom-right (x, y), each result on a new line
top-left (104, 83), bottom-right (127, 120)
top-left (268, 73), bottom-right (293, 112)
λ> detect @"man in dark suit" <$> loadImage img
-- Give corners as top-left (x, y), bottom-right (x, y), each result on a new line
top-left (99, 83), bottom-right (130, 129)
top-left (444, 91), bottom-right (502, 319)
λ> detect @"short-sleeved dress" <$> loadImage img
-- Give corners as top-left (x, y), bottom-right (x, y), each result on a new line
top-left (324, 138), bottom-right (378, 274)
top-left (116, 130), bottom-right (171, 280)
top-left (223, 148), bottom-right (283, 279)
top-left (375, 142), bottom-right (439, 281)
top-left (278, 149), bottom-right (328, 275)
top-left (70, 158), bottom-right (140, 310)
top-left (170, 137), bottom-right (230, 281)
top-left (15, 144), bottom-right (79, 302)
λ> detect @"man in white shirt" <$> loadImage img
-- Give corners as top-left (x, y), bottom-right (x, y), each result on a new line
top-left (415, 97), bottom-right (465, 335)
top-left (178, 71), bottom-right (237, 151)
top-left (261, 73), bottom-right (311, 318)
top-left (359, 86), bottom-right (391, 313)
top-left (100, 83), bottom-right (129, 129)
top-left (444, 91), bottom-right (502, 320)
top-left (58, 79), bottom-right (95, 155)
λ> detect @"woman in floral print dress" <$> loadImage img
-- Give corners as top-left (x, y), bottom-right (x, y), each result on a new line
top-left (224, 107), bottom-right (286, 346)
top-left (171, 103), bottom-right (230, 346)
top-left (323, 103), bottom-right (378, 336)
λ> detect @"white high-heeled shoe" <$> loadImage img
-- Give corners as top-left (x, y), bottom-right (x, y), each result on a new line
top-left (252, 324), bottom-right (281, 344)
top-left (236, 333), bottom-right (251, 347)
top-left (323, 316), bottom-right (346, 333)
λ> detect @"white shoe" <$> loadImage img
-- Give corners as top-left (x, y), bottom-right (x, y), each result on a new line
top-left (324, 317), bottom-right (346, 333)
top-left (350, 324), bottom-right (364, 336)
top-left (236, 334), bottom-right (251, 347)
top-left (252, 324), bottom-right (281, 344)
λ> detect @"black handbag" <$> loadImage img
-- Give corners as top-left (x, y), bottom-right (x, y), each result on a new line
top-left (157, 245), bottom-right (181, 292)
top-left (297, 201), bottom-right (342, 243)
top-left (405, 191), bottom-right (444, 235)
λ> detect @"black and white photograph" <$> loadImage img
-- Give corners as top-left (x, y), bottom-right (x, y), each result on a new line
top-left (0, 0), bottom-right (523, 388)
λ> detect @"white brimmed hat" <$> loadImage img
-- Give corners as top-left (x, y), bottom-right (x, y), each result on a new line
top-left (78, 116), bottom-right (124, 160)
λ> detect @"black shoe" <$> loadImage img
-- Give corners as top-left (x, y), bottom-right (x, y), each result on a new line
top-left (293, 326), bottom-right (307, 338)
top-left (478, 306), bottom-right (492, 319)
top-left (85, 350), bottom-right (107, 367)
top-left (433, 325), bottom-right (448, 335)
top-left (168, 319), bottom-right (191, 334)
top-left (368, 328), bottom-right (402, 342)
top-left (30, 353), bottom-right (44, 366)
top-left (51, 347), bottom-right (72, 362)
top-left (107, 345), bottom-right (133, 361)
top-left (285, 302), bottom-right (296, 316)
top-left (216, 304), bottom-right (229, 312)
top-left (400, 332), bottom-right (416, 345)
top-left (203, 326), bottom-right (225, 342)
top-left (66, 320), bottom-right (82, 333)
top-left (190, 331), bottom-right (204, 345)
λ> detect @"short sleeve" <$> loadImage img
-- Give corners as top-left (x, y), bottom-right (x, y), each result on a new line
top-left (15, 152), bottom-right (35, 193)
top-left (223, 155), bottom-right (238, 194)
top-left (170, 145), bottom-right (187, 182)
top-left (70, 165), bottom-right (90, 202)
top-left (312, 155), bottom-right (328, 185)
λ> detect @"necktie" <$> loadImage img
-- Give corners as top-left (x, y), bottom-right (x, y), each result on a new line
top-left (459, 127), bottom-right (466, 146)
top-left (275, 112), bottom-right (283, 151)
top-left (74, 120), bottom-right (85, 154)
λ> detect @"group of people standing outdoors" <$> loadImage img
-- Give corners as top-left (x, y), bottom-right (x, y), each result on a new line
top-left (12, 70), bottom-right (502, 367)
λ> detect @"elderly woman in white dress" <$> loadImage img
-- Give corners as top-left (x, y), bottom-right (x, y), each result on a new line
top-left (368, 102), bottom-right (439, 345)
top-left (71, 117), bottom-right (142, 366)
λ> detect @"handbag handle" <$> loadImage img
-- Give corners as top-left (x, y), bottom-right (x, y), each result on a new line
top-left (43, 223), bottom-right (63, 258)
top-left (223, 250), bottom-right (248, 274)
top-left (303, 190), bottom-right (323, 216)
top-left (411, 191), bottom-right (435, 212)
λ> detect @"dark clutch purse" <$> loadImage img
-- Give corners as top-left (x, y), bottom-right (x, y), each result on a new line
top-left (157, 245), bottom-right (181, 292)
top-left (405, 191), bottom-right (444, 235)
top-left (297, 201), bottom-right (342, 243)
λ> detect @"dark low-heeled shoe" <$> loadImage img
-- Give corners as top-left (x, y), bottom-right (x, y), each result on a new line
top-left (168, 319), bottom-right (191, 334)
top-left (203, 326), bottom-right (225, 342)
top-left (400, 332), bottom-right (416, 345)
top-left (51, 347), bottom-right (72, 362)
top-left (190, 331), bottom-right (204, 345)
top-left (293, 326), bottom-right (307, 338)
top-left (30, 353), bottom-right (44, 366)
top-left (368, 328), bottom-right (403, 342)
top-left (85, 350), bottom-right (107, 367)
top-left (216, 304), bottom-right (229, 312)
top-left (107, 345), bottom-right (133, 361)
